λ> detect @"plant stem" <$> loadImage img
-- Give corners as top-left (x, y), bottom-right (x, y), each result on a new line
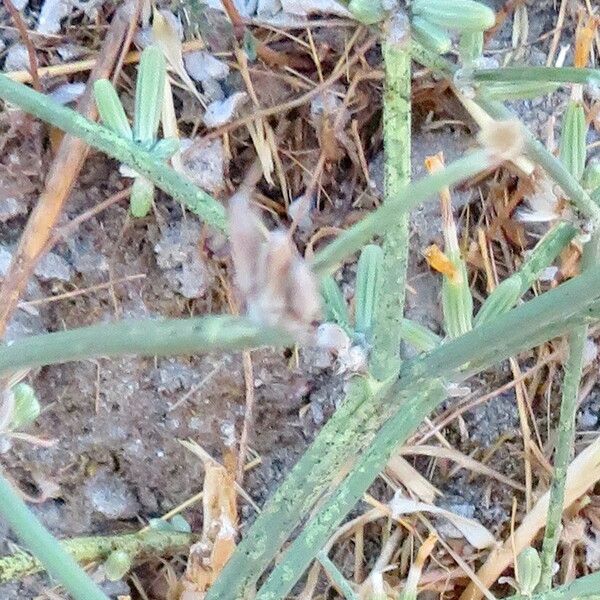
top-left (207, 264), bottom-right (600, 600)
top-left (317, 550), bottom-right (359, 600)
top-left (471, 66), bottom-right (600, 85)
top-left (370, 13), bottom-right (412, 379)
top-left (0, 472), bottom-right (109, 600)
top-left (255, 380), bottom-right (446, 600)
top-left (526, 570), bottom-right (600, 600)
top-left (0, 316), bottom-right (290, 376)
top-left (537, 232), bottom-right (600, 591)
top-left (0, 74), bottom-right (227, 232)
top-left (311, 149), bottom-right (491, 275)
top-left (516, 222), bottom-right (578, 290)
top-left (0, 530), bottom-right (193, 583)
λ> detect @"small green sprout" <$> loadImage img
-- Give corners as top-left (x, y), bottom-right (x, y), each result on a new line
top-left (103, 550), bottom-right (132, 582)
top-left (8, 383), bottom-right (40, 432)
top-left (93, 45), bottom-right (174, 217)
top-left (516, 547), bottom-right (542, 597)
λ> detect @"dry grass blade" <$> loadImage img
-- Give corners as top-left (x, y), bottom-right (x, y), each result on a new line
top-left (460, 435), bottom-right (600, 600)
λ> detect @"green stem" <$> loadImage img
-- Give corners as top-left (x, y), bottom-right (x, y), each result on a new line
top-left (0, 316), bottom-right (290, 376)
top-left (0, 530), bottom-right (192, 583)
top-left (0, 473), bottom-right (109, 600)
top-left (537, 232), bottom-right (600, 591)
top-left (317, 550), bottom-right (359, 600)
top-left (311, 149), bottom-right (491, 275)
top-left (255, 380), bottom-right (446, 600)
top-left (517, 222), bottom-right (578, 290)
top-left (204, 377), bottom-right (377, 599)
top-left (0, 74), bottom-right (227, 232)
top-left (208, 264), bottom-right (600, 600)
top-left (370, 14), bottom-right (411, 379)
top-left (526, 570), bottom-right (600, 600)
top-left (471, 66), bottom-right (600, 86)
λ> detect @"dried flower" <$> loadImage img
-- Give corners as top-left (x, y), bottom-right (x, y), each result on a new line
top-left (229, 191), bottom-right (321, 340)
top-left (516, 173), bottom-right (571, 223)
top-left (477, 119), bottom-right (525, 164)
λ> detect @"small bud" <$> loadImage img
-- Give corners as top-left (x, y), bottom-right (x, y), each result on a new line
top-left (134, 45), bottom-right (167, 145)
top-left (442, 262), bottom-right (473, 338)
top-left (354, 244), bottom-right (383, 342)
top-left (348, 0), bottom-right (387, 25)
top-left (474, 276), bottom-right (522, 327)
top-left (515, 547), bottom-right (541, 596)
top-left (411, 16), bottom-right (452, 55)
top-left (424, 244), bottom-right (459, 283)
top-left (574, 14), bottom-right (598, 70)
top-left (130, 176), bottom-right (155, 218)
top-left (103, 550), bottom-right (132, 582)
top-left (559, 100), bottom-right (587, 183)
top-left (93, 79), bottom-right (132, 140)
top-left (316, 322), bottom-right (351, 355)
top-left (9, 383), bottom-right (40, 431)
top-left (411, 0), bottom-right (495, 32)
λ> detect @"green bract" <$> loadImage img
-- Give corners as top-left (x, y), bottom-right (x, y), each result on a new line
top-left (93, 79), bottom-right (132, 139)
top-left (411, 0), bottom-right (495, 32)
top-left (354, 244), bottom-right (383, 342)
top-left (134, 45), bottom-right (166, 145)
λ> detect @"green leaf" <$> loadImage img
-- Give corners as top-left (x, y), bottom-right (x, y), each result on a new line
top-left (516, 547), bottom-right (542, 596)
top-left (474, 276), bottom-right (522, 327)
top-left (152, 137), bottom-right (180, 160)
top-left (134, 45), bottom-right (167, 145)
top-left (9, 383), bottom-right (40, 431)
top-left (411, 16), bottom-right (452, 55)
top-left (478, 80), bottom-right (560, 101)
top-left (103, 550), bottom-right (132, 582)
top-left (411, 0), bottom-right (495, 32)
top-left (321, 275), bottom-right (351, 332)
top-left (560, 100), bottom-right (588, 183)
top-left (348, 0), bottom-right (386, 25)
top-left (354, 244), bottom-right (383, 342)
top-left (93, 79), bottom-right (132, 140)
top-left (442, 257), bottom-right (473, 338)
top-left (399, 318), bottom-right (441, 352)
top-left (459, 31), bottom-right (483, 65)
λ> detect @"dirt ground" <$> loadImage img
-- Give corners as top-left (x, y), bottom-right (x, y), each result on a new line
top-left (0, 0), bottom-right (599, 598)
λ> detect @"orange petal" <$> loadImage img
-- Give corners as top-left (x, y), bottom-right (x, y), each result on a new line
top-left (424, 244), bottom-right (459, 282)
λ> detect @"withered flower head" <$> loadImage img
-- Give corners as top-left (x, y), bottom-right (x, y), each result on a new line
top-left (229, 192), bottom-right (321, 341)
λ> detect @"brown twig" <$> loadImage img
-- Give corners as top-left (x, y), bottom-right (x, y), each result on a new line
top-left (3, 0), bottom-right (41, 92)
top-left (0, 4), bottom-right (131, 337)
top-left (111, 0), bottom-right (144, 85)
top-left (237, 350), bottom-right (255, 485)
